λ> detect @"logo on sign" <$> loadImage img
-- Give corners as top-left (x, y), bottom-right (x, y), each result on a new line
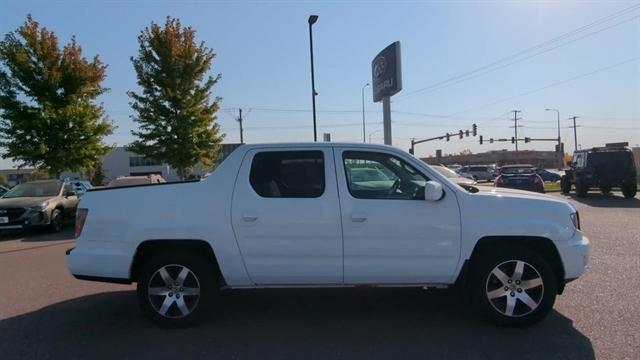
top-left (373, 56), bottom-right (387, 79)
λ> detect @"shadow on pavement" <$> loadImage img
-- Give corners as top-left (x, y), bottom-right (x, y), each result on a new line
top-left (0, 288), bottom-right (594, 359)
top-left (0, 227), bottom-right (73, 242)
top-left (560, 193), bottom-right (640, 208)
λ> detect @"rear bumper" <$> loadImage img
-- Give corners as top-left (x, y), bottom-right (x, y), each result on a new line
top-left (66, 241), bottom-right (133, 282)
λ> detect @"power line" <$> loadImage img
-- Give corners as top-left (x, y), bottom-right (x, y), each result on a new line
top-left (450, 56), bottom-right (640, 116)
top-left (395, 4), bottom-right (640, 101)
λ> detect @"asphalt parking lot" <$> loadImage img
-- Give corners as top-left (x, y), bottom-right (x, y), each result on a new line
top-left (1, 192), bottom-right (638, 359)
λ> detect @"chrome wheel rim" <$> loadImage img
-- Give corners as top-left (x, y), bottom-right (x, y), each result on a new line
top-left (148, 264), bottom-right (200, 319)
top-left (485, 260), bottom-right (544, 317)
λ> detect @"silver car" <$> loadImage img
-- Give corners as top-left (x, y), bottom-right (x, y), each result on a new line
top-left (458, 165), bottom-right (496, 182)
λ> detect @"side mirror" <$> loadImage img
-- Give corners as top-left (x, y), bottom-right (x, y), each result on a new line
top-left (424, 181), bottom-right (445, 202)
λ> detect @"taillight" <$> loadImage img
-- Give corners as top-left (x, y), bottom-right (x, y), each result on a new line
top-left (495, 176), bottom-right (505, 185)
top-left (75, 208), bottom-right (88, 238)
top-left (532, 175), bottom-right (543, 185)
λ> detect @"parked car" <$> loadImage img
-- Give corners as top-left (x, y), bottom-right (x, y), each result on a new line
top-left (458, 165), bottom-right (495, 182)
top-left (561, 144), bottom-right (637, 198)
top-left (106, 174), bottom-right (166, 188)
top-left (70, 180), bottom-right (93, 196)
top-left (68, 143), bottom-right (589, 328)
top-left (535, 169), bottom-right (561, 182)
top-left (0, 180), bottom-right (79, 232)
top-left (495, 165), bottom-right (545, 193)
top-left (432, 165), bottom-right (477, 187)
top-left (446, 164), bottom-right (462, 172)
top-left (0, 185), bottom-right (9, 197)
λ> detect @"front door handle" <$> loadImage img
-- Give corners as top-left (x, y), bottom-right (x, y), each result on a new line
top-left (351, 212), bottom-right (367, 223)
top-left (242, 212), bottom-right (258, 222)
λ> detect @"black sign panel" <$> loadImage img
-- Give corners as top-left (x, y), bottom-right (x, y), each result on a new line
top-left (371, 41), bottom-right (402, 102)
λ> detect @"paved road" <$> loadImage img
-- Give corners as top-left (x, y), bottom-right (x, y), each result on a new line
top-left (1, 192), bottom-right (638, 359)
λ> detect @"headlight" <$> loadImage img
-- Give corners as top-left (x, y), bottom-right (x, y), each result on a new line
top-left (570, 212), bottom-right (580, 230)
top-left (29, 201), bottom-right (50, 211)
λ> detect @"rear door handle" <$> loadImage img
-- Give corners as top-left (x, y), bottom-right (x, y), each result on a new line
top-left (351, 212), bottom-right (368, 223)
top-left (242, 212), bottom-right (258, 222)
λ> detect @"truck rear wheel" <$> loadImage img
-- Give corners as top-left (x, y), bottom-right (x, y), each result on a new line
top-left (137, 251), bottom-right (216, 328)
top-left (471, 246), bottom-right (557, 327)
top-left (622, 182), bottom-right (637, 199)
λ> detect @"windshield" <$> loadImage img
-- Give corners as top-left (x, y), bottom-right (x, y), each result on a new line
top-left (2, 181), bottom-right (61, 198)
top-left (501, 167), bottom-right (535, 175)
top-left (433, 166), bottom-right (459, 179)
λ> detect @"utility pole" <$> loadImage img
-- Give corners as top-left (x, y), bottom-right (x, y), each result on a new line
top-left (238, 108), bottom-right (244, 144)
top-left (361, 83), bottom-right (370, 143)
top-left (510, 110), bottom-right (522, 153)
top-left (308, 15), bottom-right (319, 142)
top-left (569, 116), bottom-right (579, 152)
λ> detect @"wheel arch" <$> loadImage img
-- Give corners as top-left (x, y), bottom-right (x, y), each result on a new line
top-left (129, 239), bottom-right (225, 286)
top-left (462, 236), bottom-right (566, 294)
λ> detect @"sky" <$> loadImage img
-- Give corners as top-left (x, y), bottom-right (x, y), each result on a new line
top-left (1, 0), bottom-right (639, 169)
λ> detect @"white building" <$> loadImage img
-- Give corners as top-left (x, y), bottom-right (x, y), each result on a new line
top-left (101, 144), bottom-right (242, 184)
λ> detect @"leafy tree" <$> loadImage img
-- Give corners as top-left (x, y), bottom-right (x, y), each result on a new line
top-left (0, 15), bottom-right (114, 178)
top-left (128, 17), bottom-right (224, 180)
top-left (0, 173), bottom-right (6, 186)
top-left (90, 162), bottom-right (106, 186)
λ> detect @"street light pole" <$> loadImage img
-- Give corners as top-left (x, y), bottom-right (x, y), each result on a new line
top-left (361, 83), bottom-right (370, 143)
top-left (308, 15), bottom-right (319, 142)
top-left (545, 108), bottom-right (561, 168)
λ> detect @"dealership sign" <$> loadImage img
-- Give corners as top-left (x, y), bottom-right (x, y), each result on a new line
top-left (371, 41), bottom-right (402, 102)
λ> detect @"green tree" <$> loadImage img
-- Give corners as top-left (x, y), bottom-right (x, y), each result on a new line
top-left (128, 17), bottom-right (224, 180)
top-left (90, 162), bottom-right (106, 186)
top-left (0, 15), bottom-right (114, 178)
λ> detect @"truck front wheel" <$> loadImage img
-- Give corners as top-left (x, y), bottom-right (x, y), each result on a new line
top-left (472, 247), bottom-right (557, 327)
top-left (560, 176), bottom-right (571, 194)
top-left (621, 182), bottom-right (637, 199)
top-left (137, 251), bottom-right (216, 327)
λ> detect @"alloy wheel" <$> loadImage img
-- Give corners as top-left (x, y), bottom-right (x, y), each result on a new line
top-left (147, 264), bottom-right (201, 319)
top-left (485, 260), bottom-right (544, 317)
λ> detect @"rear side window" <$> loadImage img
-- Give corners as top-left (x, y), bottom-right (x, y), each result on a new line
top-left (250, 151), bottom-right (325, 198)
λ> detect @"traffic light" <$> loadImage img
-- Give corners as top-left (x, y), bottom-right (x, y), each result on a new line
top-left (472, 123), bottom-right (477, 136)
top-left (479, 135), bottom-right (483, 145)
top-left (511, 137), bottom-right (515, 144)
top-left (465, 130), bottom-right (470, 137)
top-left (459, 130), bottom-right (463, 139)
top-left (446, 133), bottom-right (450, 141)
top-left (525, 137), bottom-right (531, 143)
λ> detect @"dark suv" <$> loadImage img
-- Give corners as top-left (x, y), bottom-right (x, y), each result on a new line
top-left (561, 144), bottom-right (637, 198)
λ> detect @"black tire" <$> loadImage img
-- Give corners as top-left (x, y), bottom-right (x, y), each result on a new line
top-left (471, 246), bottom-right (557, 327)
top-left (560, 176), bottom-right (571, 194)
top-left (599, 184), bottom-right (611, 194)
top-left (621, 181), bottom-right (637, 199)
top-left (49, 209), bottom-right (63, 233)
top-left (575, 179), bottom-right (588, 197)
top-left (137, 251), bottom-right (217, 328)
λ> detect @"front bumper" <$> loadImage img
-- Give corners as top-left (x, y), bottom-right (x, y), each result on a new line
top-left (556, 231), bottom-right (590, 280)
top-left (0, 209), bottom-right (53, 230)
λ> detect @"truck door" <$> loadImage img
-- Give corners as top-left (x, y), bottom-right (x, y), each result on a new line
top-left (231, 147), bottom-right (343, 285)
top-left (334, 148), bottom-right (461, 284)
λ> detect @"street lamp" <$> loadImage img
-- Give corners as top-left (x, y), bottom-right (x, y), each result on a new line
top-left (545, 108), bottom-right (562, 169)
top-left (308, 15), bottom-right (319, 142)
top-left (361, 83), bottom-right (370, 143)
top-left (369, 129), bottom-right (383, 143)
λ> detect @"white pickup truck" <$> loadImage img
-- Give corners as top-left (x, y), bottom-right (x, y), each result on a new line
top-left (67, 143), bottom-right (589, 327)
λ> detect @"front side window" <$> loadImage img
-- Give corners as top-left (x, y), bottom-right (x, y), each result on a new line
top-left (343, 151), bottom-right (428, 200)
top-left (250, 151), bottom-right (325, 198)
